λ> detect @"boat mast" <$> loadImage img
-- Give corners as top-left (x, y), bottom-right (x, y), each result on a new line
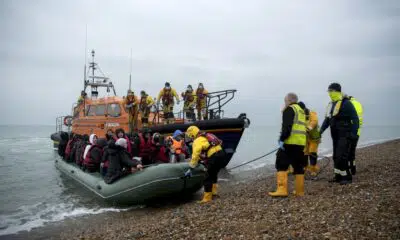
top-left (129, 48), bottom-right (132, 90)
top-left (83, 50), bottom-right (117, 99)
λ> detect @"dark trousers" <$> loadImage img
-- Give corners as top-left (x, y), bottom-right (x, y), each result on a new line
top-left (275, 144), bottom-right (306, 174)
top-left (204, 150), bottom-right (226, 192)
top-left (309, 152), bottom-right (318, 166)
top-left (349, 136), bottom-right (359, 175)
top-left (332, 135), bottom-right (352, 181)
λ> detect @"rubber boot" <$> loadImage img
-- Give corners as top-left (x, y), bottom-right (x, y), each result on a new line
top-left (268, 171), bottom-right (288, 197)
top-left (212, 184), bottom-right (218, 196)
top-left (310, 165), bottom-right (320, 177)
top-left (199, 192), bottom-right (213, 203)
top-left (294, 174), bottom-right (305, 196)
top-left (305, 165), bottom-right (312, 175)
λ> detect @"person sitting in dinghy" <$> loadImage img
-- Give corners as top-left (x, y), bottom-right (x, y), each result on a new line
top-left (104, 138), bottom-right (143, 184)
top-left (101, 130), bottom-right (118, 176)
top-left (76, 134), bottom-right (89, 167)
top-left (138, 128), bottom-right (153, 165)
top-left (115, 128), bottom-right (133, 156)
top-left (149, 133), bottom-right (169, 164)
top-left (165, 130), bottom-right (186, 163)
top-left (82, 134), bottom-right (103, 172)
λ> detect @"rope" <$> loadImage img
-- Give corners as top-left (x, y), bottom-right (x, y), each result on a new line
top-left (227, 148), bottom-right (279, 171)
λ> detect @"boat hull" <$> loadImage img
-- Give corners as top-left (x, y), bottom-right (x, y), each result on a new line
top-left (55, 159), bottom-right (206, 205)
top-left (52, 117), bottom-right (249, 167)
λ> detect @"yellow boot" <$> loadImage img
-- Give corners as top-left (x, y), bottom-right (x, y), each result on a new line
top-left (199, 192), bottom-right (213, 203)
top-left (268, 171), bottom-right (288, 197)
top-left (311, 165), bottom-right (320, 176)
top-left (294, 174), bottom-right (305, 196)
top-left (212, 184), bottom-right (218, 196)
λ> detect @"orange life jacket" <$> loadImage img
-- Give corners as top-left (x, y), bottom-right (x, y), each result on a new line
top-left (165, 136), bottom-right (184, 155)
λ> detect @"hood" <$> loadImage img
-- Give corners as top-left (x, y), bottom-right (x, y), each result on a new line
top-left (173, 130), bottom-right (183, 139)
top-left (89, 134), bottom-right (97, 145)
top-left (115, 138), bottom-right (128, 149)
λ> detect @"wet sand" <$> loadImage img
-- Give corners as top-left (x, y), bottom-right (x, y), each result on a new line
top-left (4, 139), bottom-right (400, 240)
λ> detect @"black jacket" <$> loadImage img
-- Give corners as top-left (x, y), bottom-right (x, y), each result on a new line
top-left (104, 145), bottom-right (140, 184)
top-left (279, 106), bottom-right (295, 142)
top-left (320, 97), bottom-right (359, 138)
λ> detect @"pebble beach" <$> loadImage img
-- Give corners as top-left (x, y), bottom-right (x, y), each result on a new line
top-left (5, 139), bottom-right (400, 240)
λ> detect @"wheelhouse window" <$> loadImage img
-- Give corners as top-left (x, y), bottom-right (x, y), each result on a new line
top-left (95, 104), bottom-right (106, 116)
top-left (107, 103), bottom-right (121, 117)
top-left (86, 105), bottom-right (96, 116)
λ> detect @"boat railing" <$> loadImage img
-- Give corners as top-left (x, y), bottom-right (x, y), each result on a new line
top-left (174, 89), bottom-right (236, 122)
top-left (149, 89), bottom-right (237, 125)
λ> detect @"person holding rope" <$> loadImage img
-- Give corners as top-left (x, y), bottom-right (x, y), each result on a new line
top-left (319, 83), bottom-right (359, 185)
top-left (269, 92), bottom-right (307, 197)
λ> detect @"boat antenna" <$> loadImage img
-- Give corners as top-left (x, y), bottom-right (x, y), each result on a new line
top-left (129, 48), bottom-right (132, 90)
top-left (84, 24), bottom-right (88, 90)
top-left (83, 24), bottom-right (88, 116)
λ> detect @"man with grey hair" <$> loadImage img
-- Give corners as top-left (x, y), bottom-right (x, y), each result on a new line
top-left (269, 92), bottom-right (307, 197)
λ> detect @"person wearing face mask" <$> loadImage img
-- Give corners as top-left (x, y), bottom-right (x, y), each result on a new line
top-left (181, 85), bottom-right (197, 122)
top-left (269, 93), bottom-right (307, 197)
top-left (196, 83), bottom-right (209, 121)
top-left (156, 82), bottom-right (180, 124)
top-left (320, 83), bottom-right (359, 185)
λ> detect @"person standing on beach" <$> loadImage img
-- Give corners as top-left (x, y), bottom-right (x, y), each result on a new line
top-left (320, 83), bottom-right (359, 185)
top-left (298, 101), bottom-right (321, 177)
top-left (269, 93), bottom-right (307, 197)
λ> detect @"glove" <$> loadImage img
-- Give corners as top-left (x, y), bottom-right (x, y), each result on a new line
top-left (184, 168), bottom-right (193, 177)
top-left (278, 141), bottom-right (285, 150)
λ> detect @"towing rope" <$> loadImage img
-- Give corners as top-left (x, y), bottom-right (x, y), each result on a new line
top-left (227, 148), bottom-right (279, 171)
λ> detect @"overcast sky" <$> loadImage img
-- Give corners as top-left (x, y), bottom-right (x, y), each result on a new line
top-left (1, 0), bottom-right (399, 126)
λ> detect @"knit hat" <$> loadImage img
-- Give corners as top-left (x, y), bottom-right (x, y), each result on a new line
top-left (115, 138), bottom-right (128, 149)
top-left (328, 83), bottom-right (341, 92)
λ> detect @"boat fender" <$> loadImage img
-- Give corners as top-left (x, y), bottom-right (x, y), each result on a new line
top-left (238, 113), bottom-right (251, 128)
top-left (63, 116), bottom-right (73, 126)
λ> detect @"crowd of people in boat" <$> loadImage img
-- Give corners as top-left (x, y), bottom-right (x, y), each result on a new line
top-left (59, 128), bottom-right (191, 184)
